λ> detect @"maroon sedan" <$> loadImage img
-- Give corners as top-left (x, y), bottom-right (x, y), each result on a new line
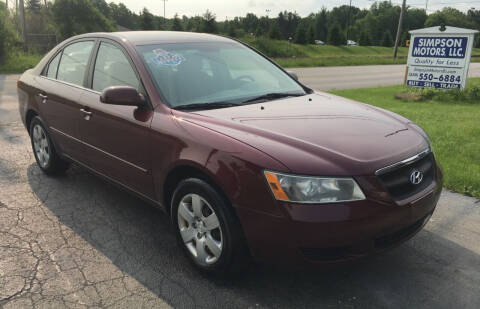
top-left (17, 31), bottom-right (442, 275)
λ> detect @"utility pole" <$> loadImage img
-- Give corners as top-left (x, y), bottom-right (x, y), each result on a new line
top-left (346, 0), bottom-right (352, 42)
top-left (425, 0), bottom-right (428, 11)
top-left (19, 0), bottom-right (26, 43)
top-left (393, 0), bottom-right (406, 58)
top-left (161, 0), bottom-right (167, 27)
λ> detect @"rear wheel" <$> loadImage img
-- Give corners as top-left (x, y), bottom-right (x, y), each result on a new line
top-left (30, 116), bottom-right (69, 175)
top-left (171, 178), bottom-right (248, 276)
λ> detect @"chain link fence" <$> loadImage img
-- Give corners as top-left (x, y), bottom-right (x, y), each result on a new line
top-left (25, 33), bottom-right (57, 53)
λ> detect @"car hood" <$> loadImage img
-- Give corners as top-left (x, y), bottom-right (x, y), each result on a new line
top-left (175, 93), bottom-right (429, 175)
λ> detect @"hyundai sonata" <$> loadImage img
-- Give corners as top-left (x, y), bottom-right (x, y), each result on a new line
top-left (17, 32), bottom-right (442, 275)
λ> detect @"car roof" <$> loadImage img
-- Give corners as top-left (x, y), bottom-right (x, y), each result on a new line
top-left (74, 31), bottom-right (234, 45)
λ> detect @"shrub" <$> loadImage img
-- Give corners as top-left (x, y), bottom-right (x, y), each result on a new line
top-left (399, 85), bottom-right (480, 104)
top-left (0, 3), bottom-right (22, 65)
top-left (0, 53), bottom-right (42, 73)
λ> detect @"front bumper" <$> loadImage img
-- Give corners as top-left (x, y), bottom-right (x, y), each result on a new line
top-left (235, 165), bottom-right (443, 266)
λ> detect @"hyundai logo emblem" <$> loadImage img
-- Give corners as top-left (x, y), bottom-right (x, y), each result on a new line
top-left (410, 170), bottom-right (424, 185)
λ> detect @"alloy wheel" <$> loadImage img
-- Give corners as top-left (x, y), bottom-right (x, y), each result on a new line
top-left (177, 193), bottom-right (223, 266)
top-left (32, 124), bottom-right (50, 168)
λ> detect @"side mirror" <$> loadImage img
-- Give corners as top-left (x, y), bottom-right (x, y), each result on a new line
top-left (100, 86), bottom-right (146, 107)
top-left (287, 71), bottom-right (299, 81)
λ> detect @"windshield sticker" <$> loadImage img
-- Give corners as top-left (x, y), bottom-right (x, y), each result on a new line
top-left (152, 49), bottom-right (185, 67)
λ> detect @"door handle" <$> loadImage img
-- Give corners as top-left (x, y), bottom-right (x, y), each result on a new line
top-left (80, 108), bottom-right (92, 116)
top-left (38, 93), bottom-right (48, 103)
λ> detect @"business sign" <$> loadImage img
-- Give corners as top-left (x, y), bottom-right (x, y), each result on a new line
top-left (406, 27), bottom-right (478, 90)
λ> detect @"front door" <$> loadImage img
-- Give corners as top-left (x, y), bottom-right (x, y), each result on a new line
top-left (76, 41), bottom-right (155, 199)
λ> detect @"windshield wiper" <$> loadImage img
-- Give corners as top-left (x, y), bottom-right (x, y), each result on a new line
top-left (242, 92), bottom-right (305, 103)
top-left (174, 102), bottom-right (242, 111)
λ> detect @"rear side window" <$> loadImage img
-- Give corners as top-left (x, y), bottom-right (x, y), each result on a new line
top-left (46, 52), bottom-right (61, 79)
top-left (57, 41), bottom-right (94, 86)
top-left (92, 42), bottom-right (139, 92)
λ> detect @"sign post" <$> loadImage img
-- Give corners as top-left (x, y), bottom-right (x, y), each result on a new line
top-left (406, 26), bottom-right (479, 90)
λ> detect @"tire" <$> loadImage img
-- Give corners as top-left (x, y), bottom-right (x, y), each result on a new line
top-left (29, 116), bottom-right (70, 175)
top-left (171, 178), bottom-right (249, 276)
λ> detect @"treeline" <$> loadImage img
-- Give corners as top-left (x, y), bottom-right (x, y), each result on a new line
top-left (1, 0), bottom-right (480, 64)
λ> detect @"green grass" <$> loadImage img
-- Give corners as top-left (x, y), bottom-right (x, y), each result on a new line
top-left (331, 78), bottom-right (480, 198)
top-left (241, 37), bottom-right (480, 68)
top-left (275, 56), bottom-right (408, 67)
top-left (0, 53), bottom-right (42, 74)
top-left (1, 37), bottom-right (478, 72)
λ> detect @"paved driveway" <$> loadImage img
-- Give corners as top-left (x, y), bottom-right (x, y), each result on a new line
top-left (1, 74), bottom-right (480, 308)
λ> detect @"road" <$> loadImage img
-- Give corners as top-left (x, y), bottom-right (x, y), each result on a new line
top-left (1, 72), bottom-right (480, 308)
top-left (290, 63), bottom-right (480, 90)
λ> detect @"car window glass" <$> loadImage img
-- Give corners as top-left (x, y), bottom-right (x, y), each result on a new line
top-left (57, 41), bottom-right (94, 86)
top-left (92, 42), bottom-right (139, 92)
top-left (46, 52), bottom-right (61, 79)
top-left (138, 42), bottom-right (305, 107)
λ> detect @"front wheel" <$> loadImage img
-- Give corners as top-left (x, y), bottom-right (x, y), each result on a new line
top-left (171, 178), bottom-right (248, 276)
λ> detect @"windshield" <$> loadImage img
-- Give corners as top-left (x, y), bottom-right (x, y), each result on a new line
top-left (137, 42), bottom-right (306, 109)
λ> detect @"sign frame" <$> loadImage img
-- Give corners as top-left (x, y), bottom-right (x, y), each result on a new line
top-left (406, 26), bottom-right (479, 90)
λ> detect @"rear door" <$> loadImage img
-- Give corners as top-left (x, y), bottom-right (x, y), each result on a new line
top-left (76, 40), bottom-right (155, 198)
top-left (36, 40), bottom-right (96, 157)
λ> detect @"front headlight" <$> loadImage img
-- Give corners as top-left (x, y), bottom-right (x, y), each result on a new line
top-left (264, 171), bottom-right (366, 204)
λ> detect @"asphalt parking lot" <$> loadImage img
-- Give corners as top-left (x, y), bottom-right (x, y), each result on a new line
top-left (1, 74), bottom-right (480, 308)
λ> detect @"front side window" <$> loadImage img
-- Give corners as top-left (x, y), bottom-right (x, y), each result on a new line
top-left (46, 52), bottom-right (61, 79)
top-left (57, 41), bottom-right (94, 86)
top-left (137, 42), bottom-right (306, 108)
top-left (92, 42), bottom-right (139, 92)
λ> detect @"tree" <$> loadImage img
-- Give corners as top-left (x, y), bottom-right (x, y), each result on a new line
top-left (328, 23), bottom-right (345, 46)
top-left (382, 31), bottom-right (393, 47)
top-left (0, 3), bottom-right (20, 64)
top-left (468, 9), bottom-right (480, 30)
top-left (242, 13), bottom-right (259, 34)
top-left (277, 11), bottom-right (300, 39)
top-left (425, 7), bottom-right (475, 29)
top-left (227, 22), bottom-right (237, 38)
top-left (140, 8), bottom-right (154, 30)
top-left (92, 0), bottom-right (110, 18)
top-left (268, 22), bottom-right (282, 40)
top-left (27, 0), bottom-right (42, 12)
top-left (52, 0), bottom-right (115, 40)
top-left (202, 10), bottom-right (217, 33)
top-left (314, 8), bottom-right (328, 41)
top-left (294, 23), bottom-right (307, 44)
top-left (171, 13), bottom-right (183, 31)
top-left (359, 31), bottom-right (371, 46)
top-left (306, 24), bottom-right (315, 44)
top-left (109, 3), bottom-right (138, 29)
top-left (351, 1), bottom-right (400, 46)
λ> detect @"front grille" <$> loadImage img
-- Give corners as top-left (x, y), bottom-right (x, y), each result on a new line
top-left (377, 153), bottom-right (435, 201)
